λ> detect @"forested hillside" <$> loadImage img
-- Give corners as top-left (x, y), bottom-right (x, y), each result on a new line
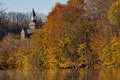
top-left (0, 0), bottom-right (120, 70)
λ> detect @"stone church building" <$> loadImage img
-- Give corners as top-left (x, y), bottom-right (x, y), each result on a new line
top-left (21, 9), bottom-right (42, 40)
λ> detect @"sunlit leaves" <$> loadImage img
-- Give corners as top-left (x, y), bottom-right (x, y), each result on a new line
top-left (108, 0), bottom-right (120, 25)
top-left (110, 37), bottom-right (120, 67)
top-left (99, 36), bottom-right (120, 67)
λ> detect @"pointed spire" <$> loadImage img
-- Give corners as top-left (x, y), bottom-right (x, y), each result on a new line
top-left (21, 29), bottom-right (25, 33)
top-left (31, 8), bottom-right (36, 22)
top-left (32, 8), bottom-right (36, 17)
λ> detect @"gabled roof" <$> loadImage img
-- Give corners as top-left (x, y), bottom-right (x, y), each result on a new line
top-left (27, 29), bottom-right (37, 34)
top-left (21, 29), bottom-right (25, 33)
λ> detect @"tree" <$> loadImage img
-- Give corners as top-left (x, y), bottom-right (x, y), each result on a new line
top-left (108, 0), bottom-right (120, 35)
top-left (0, 34), bottom-right (20, 68)
top-left (110, 36), bottom-right (120, 67)
top-left (0, 1), bottom-right (7, 40)
top-left (85, 0), bottom-right (115, 19)
top-left (108, 0), bottom-right (120, 26)
top-left (35, 0), bottom-right (94, 68)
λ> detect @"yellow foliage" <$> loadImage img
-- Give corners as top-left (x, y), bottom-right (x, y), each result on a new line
top-left (108, 0), bottom-right (120, 25)
top-left (77, 43), bottom-right (86, 52)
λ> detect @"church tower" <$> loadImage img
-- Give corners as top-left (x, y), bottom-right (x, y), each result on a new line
top-left (21, 8), bottom-right (42, 40)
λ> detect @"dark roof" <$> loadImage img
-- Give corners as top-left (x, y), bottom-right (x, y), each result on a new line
top-left (27, 29), bottom-right (37, 34)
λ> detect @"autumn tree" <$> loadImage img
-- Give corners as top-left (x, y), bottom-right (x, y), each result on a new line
top-left (108, 0), bottom-right (120, 35)
top-left (29, 29), bottom-right (47, 69)
top-left (1, 0), bottom-right (119, 69)
top-left (34, 0), bottom-right (95, 69)
top-left (0, 34), bottom-right (20, 68)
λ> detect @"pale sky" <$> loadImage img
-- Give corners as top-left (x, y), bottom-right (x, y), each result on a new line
top-left (3, 0), bottom-right (67, 15)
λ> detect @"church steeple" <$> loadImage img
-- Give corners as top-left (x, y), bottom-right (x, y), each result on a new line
top-left (29, 8), bottom-right (37, 29)
top-left (31, 8), bottom-right (36, 22)
top-left (20, 9), bottom-right (42, 40)
top-left (32, 8), bottom-right (36, 16)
